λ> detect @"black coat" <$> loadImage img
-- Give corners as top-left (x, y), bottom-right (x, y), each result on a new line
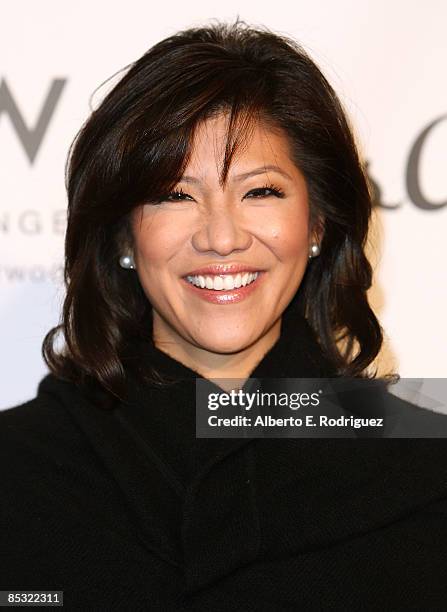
top-left (2, 302), bottom-right (447, 611)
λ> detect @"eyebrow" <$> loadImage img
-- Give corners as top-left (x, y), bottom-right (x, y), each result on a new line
top-left (180, 165), bottom-right (293, 184)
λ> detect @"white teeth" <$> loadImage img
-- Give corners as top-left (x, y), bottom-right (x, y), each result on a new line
top-left (186, 272), bottom-right (259, 291)
top-left (223, 276), bottom-right (234, 290)
top-left (214, 276), bottom-right (224, 290)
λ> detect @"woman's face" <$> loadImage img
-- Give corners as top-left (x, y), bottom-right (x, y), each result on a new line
top-left (131, 113), bottom-right (313, 363)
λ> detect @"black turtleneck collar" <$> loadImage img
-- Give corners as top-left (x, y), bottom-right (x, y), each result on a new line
top-left (118, 296), bottom-right (338, 487)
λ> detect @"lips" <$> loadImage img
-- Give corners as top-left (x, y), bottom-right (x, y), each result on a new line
top-left (183, 263), bottom-right (263, 277)
top-left (181, 269), bottom-right (265, 304)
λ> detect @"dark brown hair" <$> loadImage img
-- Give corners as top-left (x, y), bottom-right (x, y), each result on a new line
top-left (43, 18), bottom-right (388, 404)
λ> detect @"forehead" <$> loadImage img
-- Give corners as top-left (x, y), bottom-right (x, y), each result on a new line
top-left (183, 113), bottom-right (297, 183)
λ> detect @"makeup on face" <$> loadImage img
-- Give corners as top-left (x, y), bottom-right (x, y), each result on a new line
top-left (131, 113), bottom-right (312, 374)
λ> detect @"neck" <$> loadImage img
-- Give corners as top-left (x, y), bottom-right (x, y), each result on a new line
top-left (152, 311), bottom-right (282, 385)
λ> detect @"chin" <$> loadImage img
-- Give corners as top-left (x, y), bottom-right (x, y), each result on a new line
top-left (193, 331), bottom-right (258, 356)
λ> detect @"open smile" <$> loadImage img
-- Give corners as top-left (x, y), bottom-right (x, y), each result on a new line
top-left (181, 271), bottom-right (265, 304)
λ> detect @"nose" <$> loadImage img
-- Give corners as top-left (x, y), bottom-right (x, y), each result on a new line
top-left (191, 205), bottom-right (253, 256)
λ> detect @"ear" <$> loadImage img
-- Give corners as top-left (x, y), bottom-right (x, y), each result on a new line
top-left (116, 214), bottom-right (135, 255)
top-left (311, 214), bottom-right (325, 246)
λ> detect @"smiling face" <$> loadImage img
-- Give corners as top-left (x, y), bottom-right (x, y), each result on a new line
top-left (130, 112), bottom-right (316, 376)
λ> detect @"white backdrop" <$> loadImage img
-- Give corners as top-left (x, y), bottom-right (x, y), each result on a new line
top-left (1, 0), bottom-right (446, 409)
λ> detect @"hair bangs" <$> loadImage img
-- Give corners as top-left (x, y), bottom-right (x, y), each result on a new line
top-left (116, 61), bottom-right (273, 209)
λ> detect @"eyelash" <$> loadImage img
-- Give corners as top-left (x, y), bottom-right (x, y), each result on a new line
top-left (156, 183), bottom-right (285, 203)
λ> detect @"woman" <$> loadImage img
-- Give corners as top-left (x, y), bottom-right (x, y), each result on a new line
top-left (1, 20), bottom-right (447, 611)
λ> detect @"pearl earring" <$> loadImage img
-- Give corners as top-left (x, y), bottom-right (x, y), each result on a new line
top-left (119, 254), bottom-right (135, 269)
top-left (308, 243), bottom-right (320, 259)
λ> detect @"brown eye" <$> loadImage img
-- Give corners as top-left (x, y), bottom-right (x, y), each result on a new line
top-left (244, 185), bottom-right (285, 199)
top-left (164, 189), bottom-right (193, 202)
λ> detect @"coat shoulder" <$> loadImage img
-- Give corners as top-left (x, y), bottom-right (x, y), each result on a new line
top-left (0, 374), bottom-right (116, 506)
top-left (0, 375), bottom-right (89, 463)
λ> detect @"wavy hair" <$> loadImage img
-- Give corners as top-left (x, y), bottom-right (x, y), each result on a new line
top-left (43, 19), bottom-right (389, 405)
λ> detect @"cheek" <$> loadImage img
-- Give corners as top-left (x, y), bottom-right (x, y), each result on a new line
top-left (133, 212), bottom-right (186, 268)
top-left (263, 207), bottom-right (309, 259)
